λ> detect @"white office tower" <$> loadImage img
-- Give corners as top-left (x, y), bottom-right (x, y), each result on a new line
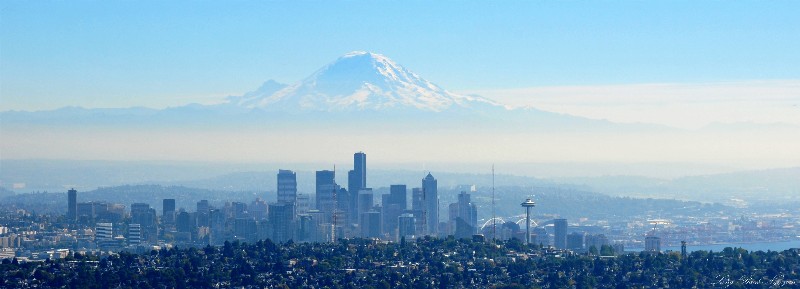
top-left (128, 223), bottom-right (142, 245)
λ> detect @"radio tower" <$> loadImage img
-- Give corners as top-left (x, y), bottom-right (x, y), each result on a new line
top-left (492, 165), bottom-right (496, 243)
top-left (422, 186), bottom-right (427, 236)
top-left (331, 165), bottom-right (336, 242)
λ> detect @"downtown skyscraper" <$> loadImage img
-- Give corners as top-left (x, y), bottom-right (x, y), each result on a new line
top-left (448, 191), bottom-right (478, 239)
top-left (274, 170), bottom-right (298, 241)
top-left (422, 173), bottom-right (439, 236)
top-left (349, 152), bottom-right (366, 192)
top-left (67, 188), bottom-right (77, 222)
top-left (315, 170), bottom-right (338, 216)
top-left (554, 218), bottom-right (568, 249)
top-left (347, 152), bottom-right (366, 225)
top-left (277, 170), bottom-right (298, 207)
top-left (382, 185), bottom-right (407, 240)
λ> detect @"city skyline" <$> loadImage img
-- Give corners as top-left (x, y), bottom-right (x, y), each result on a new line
top-left (1, 2), bottom-right (799, 287)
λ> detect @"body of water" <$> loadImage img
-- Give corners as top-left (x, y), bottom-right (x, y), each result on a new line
top-left (659, 240), bottom-right (800, 253)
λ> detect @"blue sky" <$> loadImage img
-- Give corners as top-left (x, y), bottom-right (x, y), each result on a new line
top-left (1, 1), bottom-right (799, 110)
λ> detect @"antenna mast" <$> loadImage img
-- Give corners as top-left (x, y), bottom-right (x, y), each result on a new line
top-left (422, 186), bottom-right (427, 236)
top-left (331, 164), bottom-right (336, 242)
top-left (492, 165), bottom-right (496, 243)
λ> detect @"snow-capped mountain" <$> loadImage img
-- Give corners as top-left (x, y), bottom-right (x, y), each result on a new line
top-left (236, 51), bottom-right (500, 112)
top-left (2, 51), bottom-right (635, 130)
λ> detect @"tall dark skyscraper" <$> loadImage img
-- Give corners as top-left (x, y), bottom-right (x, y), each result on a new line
top-left (348, 152), bottom-right (366, 224)
top-left (554, 218), bottom-right (568, 249)
top-left (162, 199), bottom-right (176, 224)
top-left (196, 200), bottom-right (210, 227)
top-left (388, 184), bottom-right (407, 209)
top-left (315, 170), bottom-right (339, 215)
top-left (196, 200), bottom-right (210, 214)
top-left (163, 199), bottom-right (175, 215)
top-left (176, 211), bottom-right (192, 233)
top-left (353, 152), bottom-right (366, 190)
top-left (67, 188), bottom-right (77, 222)
top-left (422, 173), bottom-right (439, 235)
top-left (277, 170), bottom-right (298, 207)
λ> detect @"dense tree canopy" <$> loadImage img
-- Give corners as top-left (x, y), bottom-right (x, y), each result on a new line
top-left (1, 238), bottom-right (798, 288)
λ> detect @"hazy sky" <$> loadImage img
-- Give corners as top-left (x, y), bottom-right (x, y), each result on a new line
top-left (463, 80), bottom-right (800, 129)
top-left (2, 1), bottom-right (799, 115)
top-left (2, 2), bottom-right (800, 174)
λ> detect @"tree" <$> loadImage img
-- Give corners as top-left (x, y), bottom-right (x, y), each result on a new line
top-left (600, 245), bottom-right (615, 256)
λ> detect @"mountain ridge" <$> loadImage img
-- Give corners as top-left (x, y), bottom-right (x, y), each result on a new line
top-left (0, 51), bottom-right (700, 133)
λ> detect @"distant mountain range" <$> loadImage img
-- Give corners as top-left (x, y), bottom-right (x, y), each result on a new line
top-left (5, 51), bottom-right (800, 133)
top-left (9, 50), bottom-right (794, 135)
top-left (0, 51), bottom-right (645, 132)
top-left (2, 51), bottom-right (798, 178)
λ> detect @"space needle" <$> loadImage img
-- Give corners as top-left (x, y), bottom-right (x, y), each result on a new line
top-left (520, 198), bottom-right (536, 245)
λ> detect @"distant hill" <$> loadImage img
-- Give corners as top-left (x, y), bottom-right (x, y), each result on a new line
top-left (0, 187), bottom-right (14, 200)
top-left (0, 185), bottom-right (262, 214)
top-left (556, 167), bottom-right (800, 204)
top-left (459, 185), bottom-right (732, 222)
top-left (0, 183), bottom-right (734, 222)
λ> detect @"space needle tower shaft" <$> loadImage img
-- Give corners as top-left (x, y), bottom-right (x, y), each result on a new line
top-left (521, 198), bottom-right (536, 245)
